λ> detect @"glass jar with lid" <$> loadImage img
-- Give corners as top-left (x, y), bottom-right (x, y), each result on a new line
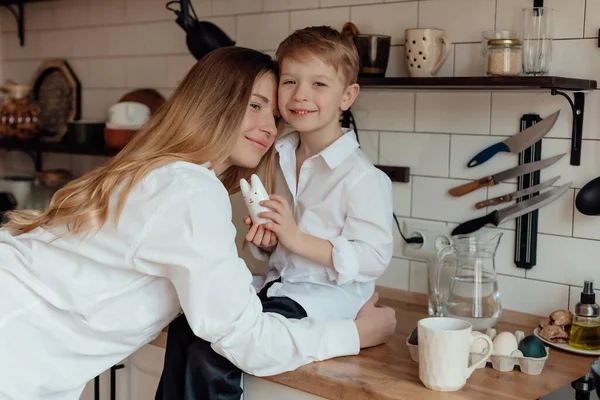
top-left (482, 30), bottom-right (522, 76)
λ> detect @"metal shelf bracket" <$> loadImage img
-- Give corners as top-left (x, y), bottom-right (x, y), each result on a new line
top-left (550, 89), bottom-right (585, 166)
top-left (2, 1), bottom-right (25, 46)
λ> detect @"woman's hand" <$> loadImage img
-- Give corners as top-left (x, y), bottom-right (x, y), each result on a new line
top-left (355, 292), bottom-right (396, 348)
top-left (244, 216), bottom-right (278, 250)
top-left (258, 195), bottom-right (303, 253)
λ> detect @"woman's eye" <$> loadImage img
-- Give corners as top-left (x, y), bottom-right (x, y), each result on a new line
top-left (282, 80), bottom-right (295, 85)
top-left (250, 103), bottom-right (261, 110)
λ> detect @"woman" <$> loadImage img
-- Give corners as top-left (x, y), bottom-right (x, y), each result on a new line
top-left (0, 47), bottom-right (395, 400)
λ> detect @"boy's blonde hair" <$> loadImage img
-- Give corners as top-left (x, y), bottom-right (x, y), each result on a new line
top-left (275, 26), bottom-right (359, 86)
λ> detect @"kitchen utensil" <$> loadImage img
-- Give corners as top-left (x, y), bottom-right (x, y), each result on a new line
top-left (0, 80), bottom-right (41, 140)
top-left (432, 232), bottom-right (503, 330)
top-left (342, 22), bottom-right (391, 76)
top-left (576, 177), bottom-right (600, 216)
top-left (515, 114), bottom-right (543, 270)
top-left (474, 175), bottom-right (559, 209)
top-left (405, 28), bottom-right (451, 78)
top-left (418, 317), bottom-right (493, 391)
top-left (540, 373), bottom-right (599, 400)
top-left (119, 89), bottom-right (165, 115)
top-left (534, 328), bottom-right (600, 356)
top-left (66, 121), bottom-right (105, 147)
top-left (451, 182), bottom-right (571, 236)
top-left (522, 7), bottom-right (554, 76)
top-left (31, 59), bottom-right (81, 143)
top-left (467, 110), bottom-right (560, 167)
top-left (354, 34), bottom-right (391, 76)
top-left (449, 153), bottom-right (565, 196)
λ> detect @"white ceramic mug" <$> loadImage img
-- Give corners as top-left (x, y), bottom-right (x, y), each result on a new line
top-left (107, 102), bottom-right (150, 129)
top-left (404, 28), bottom-right (451, 77)
top-left (418, 317), bottom-right (493, 392)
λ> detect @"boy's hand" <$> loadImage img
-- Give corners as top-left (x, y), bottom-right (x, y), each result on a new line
top-left (244, 216), bottom-right (277, 250)
top-left (259, 195), bottom-right (303, 253)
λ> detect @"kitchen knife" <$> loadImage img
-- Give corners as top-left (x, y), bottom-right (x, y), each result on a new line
top-left (452, 182), bottom-right (571, 236)
top-left (448, 153), bottom-right (565, 197)
top-left (474, 175), bottom-right (560, 209)
top-left (467, 110), bottom-right (560, 168)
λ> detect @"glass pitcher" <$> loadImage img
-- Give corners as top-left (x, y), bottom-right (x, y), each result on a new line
top-left (433, 232), bottom-right (503, 331)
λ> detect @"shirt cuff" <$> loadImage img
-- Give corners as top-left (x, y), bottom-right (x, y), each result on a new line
top-left (319, 319), bottom-right (360, 359)
top-left (251, 275), bottom-right (266, 293)
top-left (327, 236), bottom-right (359, 285)
top-left (248, 242), bottom-right (271, 261)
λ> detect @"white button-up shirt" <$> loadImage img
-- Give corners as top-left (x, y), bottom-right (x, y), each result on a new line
top-left (0, 161), bottom-right (359, 400)
top-left (251, 129), bottom-right (394, 321)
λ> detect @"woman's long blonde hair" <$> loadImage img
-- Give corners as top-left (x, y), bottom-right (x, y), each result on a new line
top-left (5, 47), bottom-right (279, 235)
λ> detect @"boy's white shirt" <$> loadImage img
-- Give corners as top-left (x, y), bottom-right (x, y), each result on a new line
top-left (249, 128), bottom-right (394, 321)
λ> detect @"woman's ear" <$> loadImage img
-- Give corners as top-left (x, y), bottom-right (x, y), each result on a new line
top-left (340, 83), bottom-right (360, 112)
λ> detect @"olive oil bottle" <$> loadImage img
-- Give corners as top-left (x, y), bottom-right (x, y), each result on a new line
top-left (569, 281), bottom-right (600, 350)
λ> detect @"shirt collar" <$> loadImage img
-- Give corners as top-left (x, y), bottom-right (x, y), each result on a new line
top-left (275, 128), bottom-right (359, 169)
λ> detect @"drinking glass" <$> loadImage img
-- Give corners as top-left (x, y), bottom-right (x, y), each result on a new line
top-left (522, 7), bottom-right (554, 75)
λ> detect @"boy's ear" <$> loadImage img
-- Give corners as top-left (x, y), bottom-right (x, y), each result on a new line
top-left (340, 83), bottom-right (360, 112)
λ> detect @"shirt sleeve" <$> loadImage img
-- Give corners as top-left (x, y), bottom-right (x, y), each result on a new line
top-left (326, 171), bottom-right (394, 285)
top-left (247, 242), bottom-right (272, 261)
top-left (132, 181), bottom-right (359, 376)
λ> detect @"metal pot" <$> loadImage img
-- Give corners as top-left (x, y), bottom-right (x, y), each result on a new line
top-left (343, 22), bottom-right (391, 77)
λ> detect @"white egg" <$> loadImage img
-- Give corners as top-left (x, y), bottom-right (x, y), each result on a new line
top-left (470, 332), bottom-right (490, 354)
top-left (492, 332), bottom-right (519, 356)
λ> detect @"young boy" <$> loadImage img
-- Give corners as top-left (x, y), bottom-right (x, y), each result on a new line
top-left (156, 26), bottom-right (394, 400)
top-left (246, 25), bottom-right (394, 323)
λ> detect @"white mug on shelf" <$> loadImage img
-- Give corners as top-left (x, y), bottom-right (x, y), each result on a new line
top-left (404, 28), bottom-right (451, 77)
top-left (418, 317), bottom-right (493, 392)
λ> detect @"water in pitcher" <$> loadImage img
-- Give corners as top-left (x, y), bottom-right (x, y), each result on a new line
top-left (443, 273), bottom-right (502, 331)
top-left (433, 232), bottom-right (504, 331)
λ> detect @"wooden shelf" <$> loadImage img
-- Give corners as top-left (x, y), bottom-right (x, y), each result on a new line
top-left (354, 75), bottom-right (596, 166)
top-left (0, 138), bottom-right (116, 157)
top-left (356, 76), bottom-right (597, 91)
top-left (0, 0), bottom-right (54, 4)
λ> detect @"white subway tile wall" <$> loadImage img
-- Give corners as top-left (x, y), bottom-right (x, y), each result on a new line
top-left (1, 0), bottom-right (599, 316)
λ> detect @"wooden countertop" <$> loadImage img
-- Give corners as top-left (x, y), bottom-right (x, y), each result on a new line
top-left (150, 288), bottom-right (594, 399)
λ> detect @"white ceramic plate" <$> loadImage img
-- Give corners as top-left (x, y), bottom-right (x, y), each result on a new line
top-left (534, 327), bottom-right (600, 356)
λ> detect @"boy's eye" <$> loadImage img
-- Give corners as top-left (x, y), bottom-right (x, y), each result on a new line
top-left (314, 82), bottom-right (327, 87)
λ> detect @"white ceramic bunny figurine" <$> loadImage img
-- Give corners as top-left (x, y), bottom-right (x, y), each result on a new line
top-left (240, 174), bottom-right (270, 225)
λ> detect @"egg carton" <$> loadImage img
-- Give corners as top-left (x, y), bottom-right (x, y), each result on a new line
top-left (405, 336), bottom-right (549, 375)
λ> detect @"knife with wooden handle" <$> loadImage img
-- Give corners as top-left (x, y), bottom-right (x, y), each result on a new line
top-left (452, 183), bottom-right (571, 236)
top-left (448, 153), bottom-right (565, 197)
top-left (474, 176), bottom-right (560, 209)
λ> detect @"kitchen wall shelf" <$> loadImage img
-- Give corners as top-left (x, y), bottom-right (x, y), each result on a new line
top-left (356, 76), bottom-right (597, 91)
top-left (0, 137), bottom-right (116, 171)
top-left (357, 75), bottom-right (598, 166)
top-left (1, 0), bottom-right (56, 47)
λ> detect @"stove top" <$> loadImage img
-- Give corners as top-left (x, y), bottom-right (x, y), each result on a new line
top-left (540, 374), bottom-right (598, 400)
